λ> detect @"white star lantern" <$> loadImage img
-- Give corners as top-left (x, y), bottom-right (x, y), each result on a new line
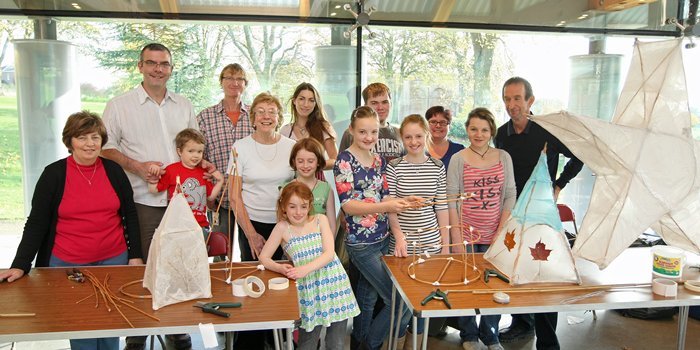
top-left (532, 38), bottom-right (700, 269)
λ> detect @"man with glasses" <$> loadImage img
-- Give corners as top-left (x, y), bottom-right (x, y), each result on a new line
top-left (102, 42), bottom-right (199, 350)
top-left (196, 64), bottom-right (253, 261)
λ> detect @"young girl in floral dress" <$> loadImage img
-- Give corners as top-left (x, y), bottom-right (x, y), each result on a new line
top-left (259, 182), bottom-right (358, 350)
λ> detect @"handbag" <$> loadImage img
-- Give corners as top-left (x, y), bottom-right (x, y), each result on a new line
top-left (206, 163), bottom-right (235, 259)
top-left (205, 230), bottom-right (229, 257)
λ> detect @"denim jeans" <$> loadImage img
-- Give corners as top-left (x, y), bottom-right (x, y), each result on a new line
top-left (49, 251), bottom-right (128, 350)
top-left (346, 238), bottom-right (410, 350)
top-left (458, 243), bottom-right (501, 345)
top-left (297, 319), bottom-right (348, 350)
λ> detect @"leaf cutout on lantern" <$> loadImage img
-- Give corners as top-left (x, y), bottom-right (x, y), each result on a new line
top-left (530, 239), bottom-right (552, 261)
top-left (504, 229), bottom-right (516, 251)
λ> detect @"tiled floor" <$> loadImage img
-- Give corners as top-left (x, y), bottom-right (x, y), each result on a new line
top-left (2, 220), bottom-right (699, 349)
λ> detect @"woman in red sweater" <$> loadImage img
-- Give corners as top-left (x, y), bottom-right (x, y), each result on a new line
top-left (0, 110), bottom-right (142, 350)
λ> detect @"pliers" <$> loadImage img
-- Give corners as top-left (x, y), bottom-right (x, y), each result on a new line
top-left (421, 288), bottom-right (451, 309)
top-left (193, 301), bottom-right (242, 317)
top-left (66, 268), bottom-right (85, 283)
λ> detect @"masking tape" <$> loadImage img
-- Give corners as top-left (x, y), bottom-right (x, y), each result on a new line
top-left (268, 277), bottom-right (290, 290)
top-left (232, 279), bottom-right (247, 297)
top-left (243, 276), bottom-right (266, 298)
top-left (684, 280), bottom-right (700, 293)
top-left (493, 292), bottom-right (510, 304)
top-left (652, 278), bottom-right (678, 297)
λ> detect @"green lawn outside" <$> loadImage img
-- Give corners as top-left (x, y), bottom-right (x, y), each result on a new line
top-left (0, 96), bottom-right (107, 220)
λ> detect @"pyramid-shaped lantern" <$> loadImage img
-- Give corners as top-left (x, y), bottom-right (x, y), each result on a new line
top-left (484, 153), bottom-right (581, 285)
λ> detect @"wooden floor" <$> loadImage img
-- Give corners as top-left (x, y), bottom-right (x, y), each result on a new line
top-left (2, 310), bottom-right (698, 349)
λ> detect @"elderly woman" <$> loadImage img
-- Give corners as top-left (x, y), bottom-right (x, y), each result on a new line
top-left (228, 92), bottom-right (296, 261)
top-left (280, 82), bottom-right (338, 172)
top-left (0, 111), bottom-right (142, 350)
top-left (426, 105), bottom-right (464, 171)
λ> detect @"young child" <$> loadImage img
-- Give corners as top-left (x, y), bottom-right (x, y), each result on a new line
top-left (286, 137), bottom-right (337, 235)
top-left (148, 128), bottom-right (224, 230)
top-left (259, 182), bottom-right (359, 350)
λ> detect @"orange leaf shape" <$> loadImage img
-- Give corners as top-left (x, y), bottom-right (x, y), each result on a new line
top-left (504, 230), bottom-right (516, 251)
top-left (530, 239), bottom-right (552, 261)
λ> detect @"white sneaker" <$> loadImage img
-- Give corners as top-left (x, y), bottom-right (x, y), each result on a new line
top-left (462, 341), bottom-right (480, 350)
top-left (487, 343), bottom-right (504, 350)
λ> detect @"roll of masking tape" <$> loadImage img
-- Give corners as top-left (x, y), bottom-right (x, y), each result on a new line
top-left (232, 279), bottom-right (247, 297)
top-left (652, 278), bottom-right (678, 297)
top-left (684, 280), bottom-right (700, 293)
top-left (243, 276), bottom-right (266, 298)
top-left (268, 277), bottom-right (290, 290)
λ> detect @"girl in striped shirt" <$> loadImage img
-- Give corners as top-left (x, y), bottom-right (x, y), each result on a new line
top-left (387, 114), bottom-right (450, 256)
top-left (446, 107), bottom-right (516, 350)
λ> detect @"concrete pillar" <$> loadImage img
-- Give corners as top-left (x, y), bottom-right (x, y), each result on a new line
top-left (559, 37), bottom-right (622, 221)
top-left (14, 40), bottom-right (80, 215)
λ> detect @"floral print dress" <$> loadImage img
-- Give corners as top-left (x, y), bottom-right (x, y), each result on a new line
top-left (334, 150), bottom-right (389, 245)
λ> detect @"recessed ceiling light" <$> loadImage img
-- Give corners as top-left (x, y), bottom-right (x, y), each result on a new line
top-left (335, 5), bottom-right (341, 9)
top-left (71, 3), bottom-right (81, 9)
top-left (330, 12), bottom-right (337, 16)
top-left (578, 14), bottom-right (588, 19)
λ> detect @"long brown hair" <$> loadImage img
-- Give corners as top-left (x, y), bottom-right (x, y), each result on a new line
top-left (290, 82), bottom-right (335, 145)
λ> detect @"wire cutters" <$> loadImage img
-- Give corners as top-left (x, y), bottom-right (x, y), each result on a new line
top-left (193, 301), bottom-right (242, 317)
top-left (421, 288), bottom-right (451, 309)
top-left (66, 268), bottom-right (85, 283)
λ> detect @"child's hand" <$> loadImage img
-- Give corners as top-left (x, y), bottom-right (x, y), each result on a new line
top-left (277, 263), bottom-right (294, 275)
top-left (212, 170), bottom-right (224, 182)
top-left (147, 164), bottom-right (162, 177)
top-left (404, 196), bottom-right (425, 209)
top-left (285, 265), bottom-right (310, 280)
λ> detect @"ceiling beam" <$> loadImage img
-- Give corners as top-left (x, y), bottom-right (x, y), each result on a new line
top-left (299, 0), bottom-right (310, 17)
top-left (432, 0), bottom-right (456, 23)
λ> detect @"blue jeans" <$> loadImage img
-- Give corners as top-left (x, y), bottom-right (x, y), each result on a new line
top-left (49, 251), bottom-right (128, 350)
top-left (297, 319), bottom-right (348, 350)
top-left (346, 238), bottom-right (410, 350)
top-left (458, 244), bottom-right (501, 345)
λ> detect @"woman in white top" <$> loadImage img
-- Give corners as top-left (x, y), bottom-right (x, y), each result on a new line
top-left (228, 92), bottom-right (296, 261)
top-left (280, 82), bottom-right (338, 172)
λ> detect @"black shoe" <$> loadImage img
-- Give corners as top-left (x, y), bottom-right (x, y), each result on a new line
top-left (499, 323), bottom-right (534, 343)
top-left (166, 334), bottom-right (192, 350)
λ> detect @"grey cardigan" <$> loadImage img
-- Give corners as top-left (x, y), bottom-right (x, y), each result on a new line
top-left (446, 148), bottom-right (517, 214)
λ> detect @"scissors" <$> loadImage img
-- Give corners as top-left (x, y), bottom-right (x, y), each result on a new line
top-left (193, 301), bottom-right (242, 318)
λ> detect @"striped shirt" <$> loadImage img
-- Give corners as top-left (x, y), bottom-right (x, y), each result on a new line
top-left (196, 100), bottom-right (253, 208)
top-left (387, 157), bottom-right (448, 254)
top-left (461, 162), bottom-right (504, 244)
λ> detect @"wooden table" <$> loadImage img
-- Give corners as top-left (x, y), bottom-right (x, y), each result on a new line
top-left (383, 248), bottom-right (700, 350)
top-left (0, 264), bottom-right (299, 349)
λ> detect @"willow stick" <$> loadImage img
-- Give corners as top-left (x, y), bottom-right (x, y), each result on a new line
top-left (236, 268), bottom-right (259, 280)
top-left (446, 283), bottom-right (653, 295)
top-left (116, 300), bottom-right (160, 322)
top-left (76, 293), bottom-right (95, 304)
top-left (435, 259), bottom-right (453, 283)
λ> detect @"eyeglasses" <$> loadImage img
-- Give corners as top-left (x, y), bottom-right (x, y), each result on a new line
top-left (141, 60), bottom-right (172, 69)
top-left (222, 76), bottom-right (246, 84)
top-left (255, 109), bottom-right (279, 116)
top-left (429, 120), bottom-right (450, 127)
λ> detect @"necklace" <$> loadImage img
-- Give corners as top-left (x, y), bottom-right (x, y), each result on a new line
top-left (253, 134), bottom-right (278, 162)
top-left (295, 123), bottom-right (307, 137)
top-left (469, 145), bottom-right (490, 159)
top-left (76, 162), bottom-right (97, 185)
